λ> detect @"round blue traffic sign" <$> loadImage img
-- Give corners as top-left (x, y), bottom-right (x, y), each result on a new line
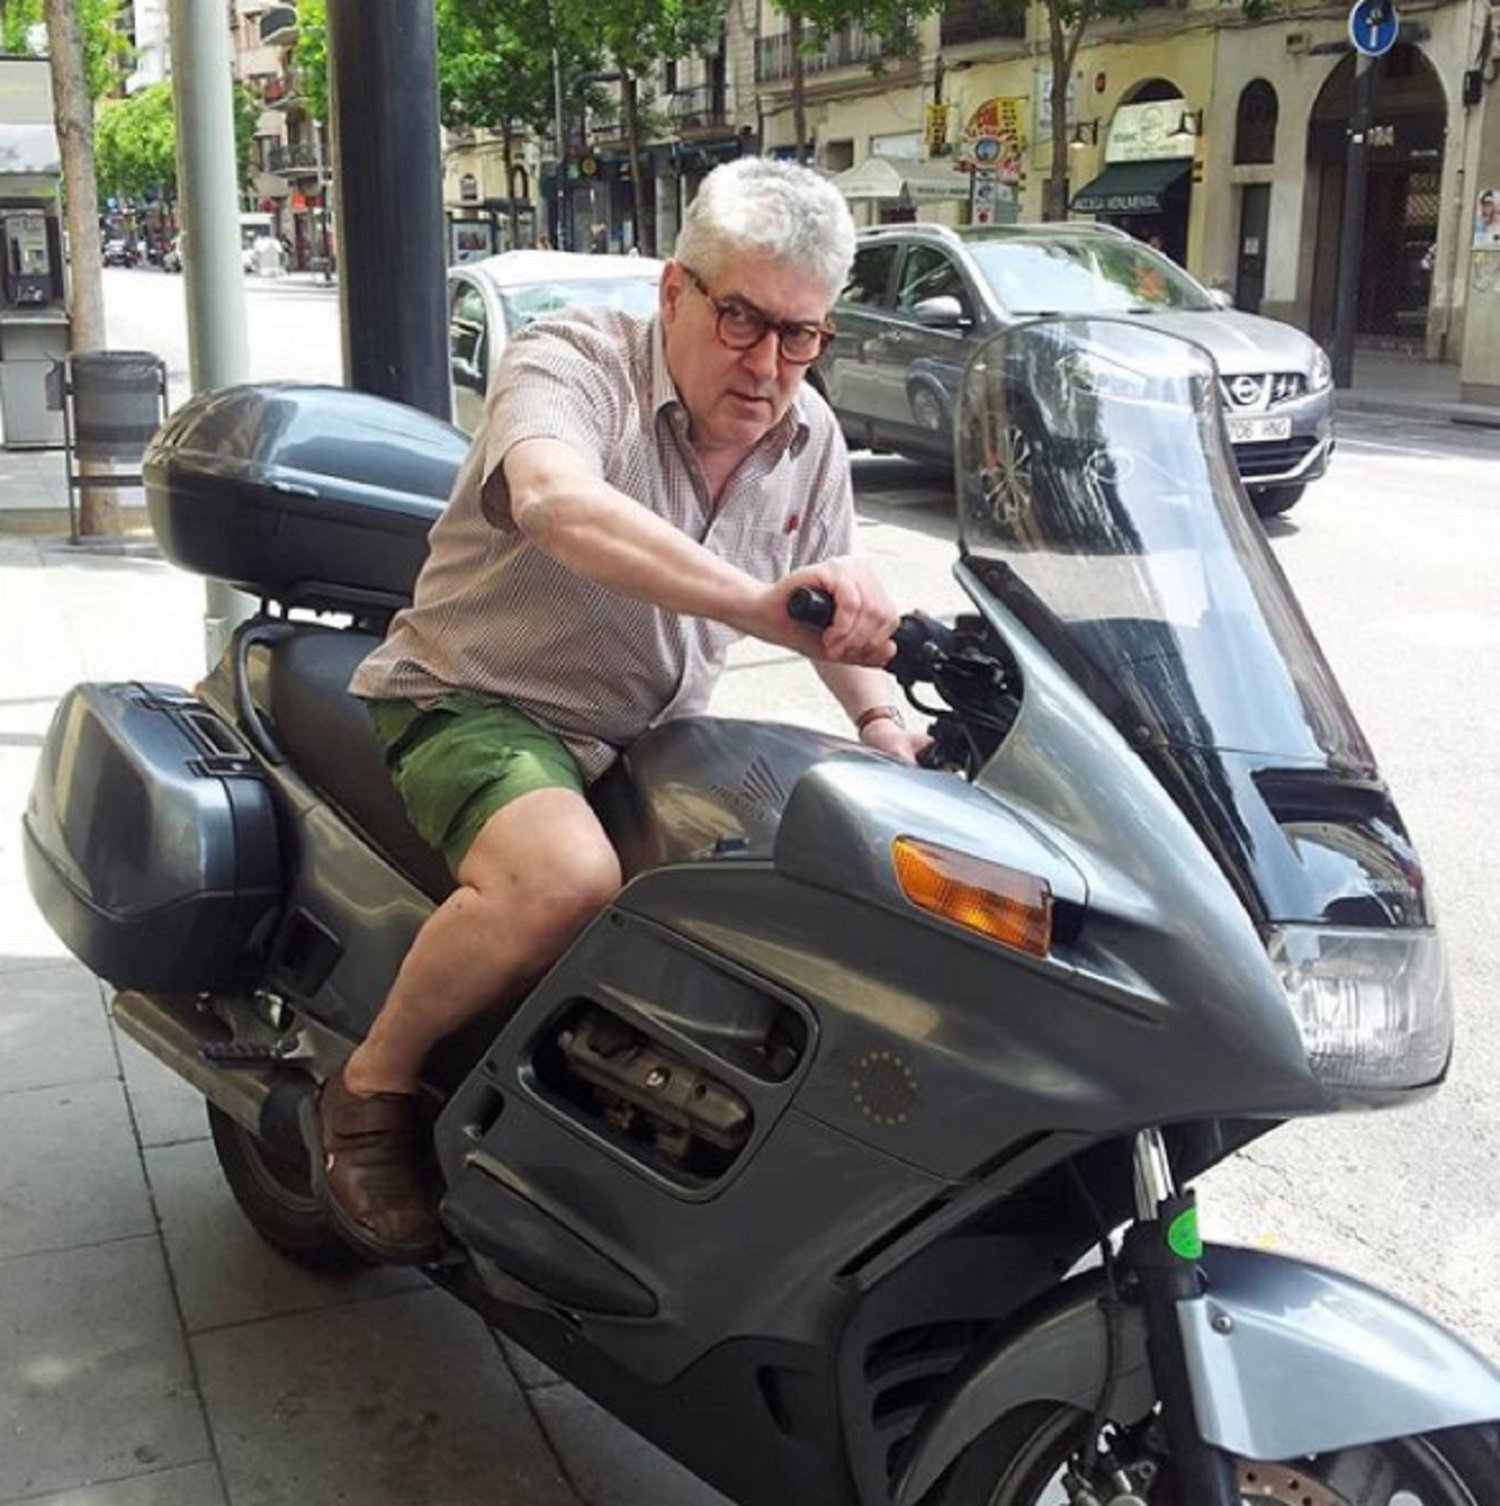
top-left (1349, 0), bottom-right (1399, 56)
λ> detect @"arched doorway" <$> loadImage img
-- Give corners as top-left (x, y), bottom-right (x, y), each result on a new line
top-left (1076, 77), bottom-right (1194, 263)
top-left (1306, 45), bottom-right (1446, 349)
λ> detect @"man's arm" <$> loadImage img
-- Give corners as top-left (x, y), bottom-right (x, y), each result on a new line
top-left (498, 436), bottom-right (896, 667)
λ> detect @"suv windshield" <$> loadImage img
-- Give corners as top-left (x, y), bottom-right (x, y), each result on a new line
top-left (965, 236), bottom-right (1215, 316)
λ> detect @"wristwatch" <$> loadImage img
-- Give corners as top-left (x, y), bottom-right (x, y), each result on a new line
top-left (855, 704), bottom-right (906, 734)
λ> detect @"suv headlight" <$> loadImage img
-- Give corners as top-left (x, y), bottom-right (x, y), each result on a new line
top-left (1309, 346), bottom-right (1333, 392)
top-left (1267, 926), bottom-right (1452, 1091)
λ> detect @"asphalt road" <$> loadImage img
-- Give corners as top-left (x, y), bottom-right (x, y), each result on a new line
top-left (103, 265), bottom-right (1500, 1358)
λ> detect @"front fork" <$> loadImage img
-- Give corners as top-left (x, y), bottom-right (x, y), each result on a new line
top-left (1121, 1129), bottom-right (1241, 1506)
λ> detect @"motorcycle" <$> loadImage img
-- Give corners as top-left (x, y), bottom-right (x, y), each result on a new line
top-left (21, 319), bottom-right (1500, 1506)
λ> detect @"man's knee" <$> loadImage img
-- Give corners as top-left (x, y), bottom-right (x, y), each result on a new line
top-left (458, 793), bottom-right (621, 958)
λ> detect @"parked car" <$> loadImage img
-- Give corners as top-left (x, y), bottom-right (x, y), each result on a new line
top-left (447, 250), bottom-right (666, 433)
top-left (813, 222), bottom-right (1334, 518)
top-left (102, 236), bottom-right (136, 268)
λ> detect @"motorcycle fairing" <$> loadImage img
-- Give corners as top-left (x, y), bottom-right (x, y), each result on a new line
top-left (955, 319), bottom-right (1431, 932)
top-left (893, 1243), bottom-right (1500, 1506)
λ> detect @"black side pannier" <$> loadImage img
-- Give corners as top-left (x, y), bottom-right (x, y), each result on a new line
top-left (22, 683), bottom-right (282, 992)
top-left (143, 383), bottom-right (468, 616)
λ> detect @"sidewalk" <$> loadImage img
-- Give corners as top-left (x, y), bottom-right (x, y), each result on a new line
top-left (0, 538), bottom-right (728, 1504)
top-left (1337, 347), bottom-right (1500, 429)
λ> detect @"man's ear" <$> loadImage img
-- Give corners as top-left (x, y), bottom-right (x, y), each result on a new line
top-left (659, 260), bottom-right (686, 325)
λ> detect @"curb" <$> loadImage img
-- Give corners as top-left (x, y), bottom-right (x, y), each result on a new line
top-left (1336, 395), bottom-right (1500, 430)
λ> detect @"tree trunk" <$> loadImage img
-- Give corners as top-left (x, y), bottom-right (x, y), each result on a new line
top-left (45, 0), bottom-right (119, 536)
top-left (788, 8), bottom-right (807, 165)
top-left (501, 120), bottom-right (520, 249)
top-left (1045, 0), bottom-right (1092, 223)
top-left (621, 73), bottom-right (651, 254)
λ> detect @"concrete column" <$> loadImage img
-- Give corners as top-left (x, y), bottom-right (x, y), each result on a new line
top-left (1461, 93), bottom-right (1500, 401)
top-left (169, 0), bottom-right (254, 665)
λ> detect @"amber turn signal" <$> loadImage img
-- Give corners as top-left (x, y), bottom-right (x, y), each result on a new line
top-left (891, 837), bottom-right (1053, 957)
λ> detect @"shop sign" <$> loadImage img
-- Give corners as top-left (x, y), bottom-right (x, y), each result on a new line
top-left (1105, 100), bottom-right (1196, 163)
top-left (960, 97), bottom-right (1025, 185)
top-left (924, 104), bottom-right (949, 156)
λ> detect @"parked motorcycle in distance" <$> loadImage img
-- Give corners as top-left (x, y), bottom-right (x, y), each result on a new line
top-left (23, 322), bottom-right (1500, 1506)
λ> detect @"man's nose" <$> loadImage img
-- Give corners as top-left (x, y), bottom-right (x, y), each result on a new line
top-left (739, 326), bottom-right (782, 379)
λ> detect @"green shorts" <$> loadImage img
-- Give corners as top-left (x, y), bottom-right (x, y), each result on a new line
top-left (366, 694), bottom-right (584, 875)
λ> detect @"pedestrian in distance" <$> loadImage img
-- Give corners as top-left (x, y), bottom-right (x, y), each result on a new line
top-left (307, 157), bottom-right (930, 1262)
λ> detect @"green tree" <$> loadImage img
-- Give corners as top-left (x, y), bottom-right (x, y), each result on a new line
top-left (292, 0), bottom-right (328, 124)
top-left (436, 0), bottom-right (571, 249)
top-left (94, 78), bottom-right (260, 209)
top-left (557, 0), bottom-right (724, 253)
top-left (1, 0), bottom-right (131, 99)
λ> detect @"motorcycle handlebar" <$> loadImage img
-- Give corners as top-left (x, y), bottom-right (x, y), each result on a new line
top-left (786, 587), bottom-right (947, 672)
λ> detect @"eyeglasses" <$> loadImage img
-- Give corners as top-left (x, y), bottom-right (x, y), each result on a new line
top-left (681, 265), bottom-right (834, 365)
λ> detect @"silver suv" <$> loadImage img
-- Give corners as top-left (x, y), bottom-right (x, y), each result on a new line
top-left (814, 221), bottom-right (1334, 518)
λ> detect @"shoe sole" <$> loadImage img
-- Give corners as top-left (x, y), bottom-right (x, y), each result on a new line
top-left (298, 1090), bottom-right (440, 1266)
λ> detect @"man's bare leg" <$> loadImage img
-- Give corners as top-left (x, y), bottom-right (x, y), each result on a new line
top-left (308, 787), bottom-right (620, 1260)
top-left (346, 786), bottom-right (623, 1096)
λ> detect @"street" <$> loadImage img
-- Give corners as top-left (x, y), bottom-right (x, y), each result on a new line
top-left (95, 264), bottom-right (1500, 1352)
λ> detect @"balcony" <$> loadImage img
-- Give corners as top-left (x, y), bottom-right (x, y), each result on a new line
top-left (670, 84), bottom-right (729, 133)
top-left (266, 141), bottom-right (324, 176)
top-left (940, 0), bottom-right (1026, 47)
top-left (755, 24), bottom-right (884, 82)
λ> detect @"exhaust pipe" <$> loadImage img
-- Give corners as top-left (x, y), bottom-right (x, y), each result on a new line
top-left (112, 989), bottom-right (311, 1158)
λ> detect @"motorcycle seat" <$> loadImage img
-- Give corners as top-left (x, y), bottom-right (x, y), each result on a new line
top-left (251, 624), bottom-right (859, 898)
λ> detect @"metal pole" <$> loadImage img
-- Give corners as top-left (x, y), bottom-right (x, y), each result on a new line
top-left (1331, 52), bottom-right (1376, 388)
top-left (327, 0), bottom-right (449, 419)
top-left (169, 0), bottom-right (254, 666)
top-left (552, 41), bottom-right (569, 250)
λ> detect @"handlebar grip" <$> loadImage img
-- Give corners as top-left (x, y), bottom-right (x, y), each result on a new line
top-left (787, 586), bottom-right (836, 630)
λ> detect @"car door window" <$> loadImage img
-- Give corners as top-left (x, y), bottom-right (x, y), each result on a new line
top-left (448, 279), bottom-right (489, 389)
top-left (895, 246), bottom-right (973, 320)
top-left (840, 244), bottom-right (900, 309)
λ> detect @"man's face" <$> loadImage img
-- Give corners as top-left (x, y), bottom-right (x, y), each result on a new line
top-left (660, 255), bottom-right (833, 456)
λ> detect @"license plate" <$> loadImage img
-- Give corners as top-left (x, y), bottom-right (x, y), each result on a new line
top-left (1228, 415), bottom-right (1292, 444)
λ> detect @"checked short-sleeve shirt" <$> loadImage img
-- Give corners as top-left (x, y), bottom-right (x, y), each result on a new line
top-left (348, 308), bottom-right (856, 781)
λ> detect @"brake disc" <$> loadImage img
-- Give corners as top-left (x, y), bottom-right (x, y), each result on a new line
top-left (1237, 1460), bottom-right (1347, 1506)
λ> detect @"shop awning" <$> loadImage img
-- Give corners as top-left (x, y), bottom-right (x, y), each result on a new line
top-left (829, 156), bottom-right (968, 204)
top-left (1070, 159), bottom-right (1190, 215)
top-left (0, 123), bottom-right (60, 177)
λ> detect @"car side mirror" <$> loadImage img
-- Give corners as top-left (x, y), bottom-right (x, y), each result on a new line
top-left (451, 356), bottom-right (485, 393)
top-left (911, 295), bottom-right (970, 329)
top-left (1207, 288), bottom-right (1234, 311)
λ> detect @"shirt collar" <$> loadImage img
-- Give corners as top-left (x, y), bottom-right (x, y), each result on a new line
top-left (651, 317), bottom-right (812, 461)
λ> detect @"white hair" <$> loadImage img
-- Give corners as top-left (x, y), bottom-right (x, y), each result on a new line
top-left (674, 157), bottom-right (855, 302)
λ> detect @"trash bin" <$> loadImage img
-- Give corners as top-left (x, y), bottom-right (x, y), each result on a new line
top-left (57, 349), bottom-right (168, 540)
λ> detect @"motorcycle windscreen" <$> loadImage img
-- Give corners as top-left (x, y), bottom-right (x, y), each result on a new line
top-left (954, 318), bottom-right (1428, 929)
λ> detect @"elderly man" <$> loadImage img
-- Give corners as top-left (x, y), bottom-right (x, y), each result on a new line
top-left (310, 157), bottom-right (928, 1262)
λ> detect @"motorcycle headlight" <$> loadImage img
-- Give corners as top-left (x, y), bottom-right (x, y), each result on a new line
top-left (1267, 926), bottom-right (1452, 1091)
top-left (1309, 346), bottom-right (1333, 392)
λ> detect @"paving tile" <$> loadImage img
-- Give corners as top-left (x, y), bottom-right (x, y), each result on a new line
top-left (529, 1386), bottom-right (732, 1506)
top-left (0, 1078), bottom-right (154, 1258)
top-left (0, 962), bottom-right (113, 1092)
top-left (0, 1237), bottom-right (209, 1503)
top-left (15, 1462), bottom-right (226, 1506)
top-left (114, 1032), bottom-right (210, 1150)
top-left (193, 1286), bottom-right (577, 1506)
top-left (0, 876), bottom-right (72, 968)
top-left (147, 1137), bottom-right (421, 1334)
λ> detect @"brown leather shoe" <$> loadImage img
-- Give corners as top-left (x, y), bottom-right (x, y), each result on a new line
top-left (301, 1067), bottom-right (440, 1264)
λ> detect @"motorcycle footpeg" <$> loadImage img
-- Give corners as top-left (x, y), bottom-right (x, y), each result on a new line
top-left (199, 1035), bottom-right (310, 1071)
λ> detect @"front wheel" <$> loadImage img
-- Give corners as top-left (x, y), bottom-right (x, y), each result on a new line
top-left (933, 1403), bottom-right (1500, 1506)
top-left (1251, 483), bottom-right (1305, 519)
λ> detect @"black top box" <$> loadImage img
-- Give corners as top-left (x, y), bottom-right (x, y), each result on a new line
top-left (144, 383), bottom-right (470, 614)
